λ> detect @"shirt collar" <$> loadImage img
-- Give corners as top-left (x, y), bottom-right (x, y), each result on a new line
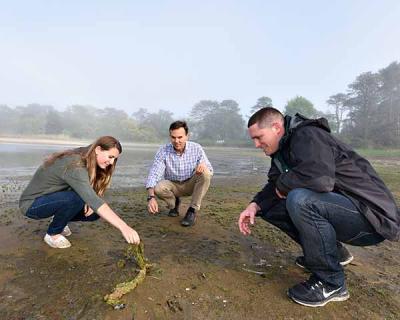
top-left (168, 141), bottom-right (189, 155)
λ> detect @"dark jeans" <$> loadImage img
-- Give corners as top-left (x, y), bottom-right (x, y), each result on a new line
top-left (25, 191), bottom-right (100, 235)
top-left (260, 188), bottom-right (384, 287)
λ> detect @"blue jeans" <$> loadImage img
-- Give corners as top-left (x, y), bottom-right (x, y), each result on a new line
top-left (25, 191), bottom-right (100, 235)
top-left (260, 188), bottom-right (384, 287)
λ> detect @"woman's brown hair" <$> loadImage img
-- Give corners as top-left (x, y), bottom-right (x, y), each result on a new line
top-left (44, 136), bottom-right (122, 196)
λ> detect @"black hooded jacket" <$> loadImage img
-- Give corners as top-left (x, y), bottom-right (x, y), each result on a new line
top-left (252, 114), bottom-right (400, 241)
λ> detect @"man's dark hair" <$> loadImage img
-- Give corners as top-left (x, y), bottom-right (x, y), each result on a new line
top-left (247, 107), bottom-right (284, 128)
top-left (169, 120), bottom-right (189, 134)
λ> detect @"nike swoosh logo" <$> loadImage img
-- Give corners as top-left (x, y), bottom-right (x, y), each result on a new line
top-left (322, 287), bottom-right (341, 298)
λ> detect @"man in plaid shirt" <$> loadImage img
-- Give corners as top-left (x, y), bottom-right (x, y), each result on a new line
top-left (146, 121), bottom-right (213, 227)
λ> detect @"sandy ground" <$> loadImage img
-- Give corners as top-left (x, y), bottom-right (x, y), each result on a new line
top-left (1, 176), bottom-right (400, 320)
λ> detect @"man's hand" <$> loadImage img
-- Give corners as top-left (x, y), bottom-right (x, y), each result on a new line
top-left (147, 197), bottom-right (159, 214)
top-left (84, 204), bottom-right (94, 217)
top-left (238, 203), bottom-right (259, 235)
top-left (195, 162), bottom-right (208, 175)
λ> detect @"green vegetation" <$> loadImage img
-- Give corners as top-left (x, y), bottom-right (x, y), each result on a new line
top-left (104, 243), bottom-right (151, 307)
top-left (1, 61), bottom-right (399, 147)
top-left (356, 149), bottom-right (400, 158)
top-left (373, 164), bottom-right (400, 202)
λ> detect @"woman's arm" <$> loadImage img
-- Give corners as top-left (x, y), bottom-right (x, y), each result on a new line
top-left (97, 203), bottom-right (140, 244)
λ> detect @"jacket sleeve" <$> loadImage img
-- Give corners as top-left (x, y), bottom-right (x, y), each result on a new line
top-left (275, 126), bottom-right (336, 195)
top-left (252, 161), bottom-right (281, 213)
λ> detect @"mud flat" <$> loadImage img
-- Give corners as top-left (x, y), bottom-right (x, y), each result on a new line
top-left (1, 172), bottom-right (400, 319)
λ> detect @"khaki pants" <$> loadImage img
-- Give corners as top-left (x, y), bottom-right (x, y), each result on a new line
top-left (154, 170), bottom-right (212, 211)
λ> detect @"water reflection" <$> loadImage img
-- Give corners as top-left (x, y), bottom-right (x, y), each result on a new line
top-left (0, 142), bottom-right (270, 203)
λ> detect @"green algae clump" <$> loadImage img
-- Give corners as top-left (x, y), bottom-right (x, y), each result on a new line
top-left (104, 242), bottom-right (151, 307)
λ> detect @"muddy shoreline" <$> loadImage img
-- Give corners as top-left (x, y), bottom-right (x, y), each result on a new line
top-left (1, 176), bottom-right (400, 319)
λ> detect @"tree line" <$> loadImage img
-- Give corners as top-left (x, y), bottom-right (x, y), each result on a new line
top-left (1, 61), bottom-right (399, 148)
top-left (327, 61), bottom-right (400, 147)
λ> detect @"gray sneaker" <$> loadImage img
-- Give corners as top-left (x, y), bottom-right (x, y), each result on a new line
top-left (288, 276), bottom-right (349, 307)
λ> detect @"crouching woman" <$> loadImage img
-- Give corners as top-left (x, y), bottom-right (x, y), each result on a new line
top-left (19, 136), bottom-right (140, 249)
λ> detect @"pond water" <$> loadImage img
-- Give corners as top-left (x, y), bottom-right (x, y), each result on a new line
top-left (0, 142), bottom-right (270, 202)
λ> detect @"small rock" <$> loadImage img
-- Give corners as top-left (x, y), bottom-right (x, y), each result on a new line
top-left (113, 303), bottom-right (126, 310)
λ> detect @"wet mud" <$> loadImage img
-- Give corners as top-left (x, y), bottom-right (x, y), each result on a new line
top-left (1, 175), bottom-right (400, 319)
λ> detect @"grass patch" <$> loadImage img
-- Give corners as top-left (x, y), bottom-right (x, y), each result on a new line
top-left (356, 148), bottom-right (400, 158)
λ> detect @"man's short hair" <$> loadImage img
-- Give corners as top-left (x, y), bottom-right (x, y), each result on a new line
top-left (169, 120), bottom-right (189, 134)
top-left (247, 107), bottom-right (284, 128)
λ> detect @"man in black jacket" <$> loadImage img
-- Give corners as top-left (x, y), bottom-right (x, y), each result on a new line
top-left (238, 107), bottom-right (399, 307)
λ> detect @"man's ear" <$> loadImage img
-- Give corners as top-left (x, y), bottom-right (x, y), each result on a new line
top-left (271, 121), bottom-right (280, 132)
top-left (272, 121), bottom-right (285, 136)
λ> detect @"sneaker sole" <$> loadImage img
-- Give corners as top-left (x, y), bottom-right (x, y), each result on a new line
top-left (296, 255), bottom-right (354, 270)
top-left (181, 221), bottom-right (195, 227)
top-left (288, 292), bottom-right (350, 307)
top-left (168, 213), bottom-right (179, 217)
top-left (44, 240), bottom-right (71, 249)
top-left (44, 235), bottom-right (71, 249)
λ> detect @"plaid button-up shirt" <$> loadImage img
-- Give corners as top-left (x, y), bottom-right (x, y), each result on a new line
top-left (145, 141), bottom-right (213, 189)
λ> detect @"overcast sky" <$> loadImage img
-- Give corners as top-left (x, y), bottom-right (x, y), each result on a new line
top-left (1, 0), bottom-right (399, 118)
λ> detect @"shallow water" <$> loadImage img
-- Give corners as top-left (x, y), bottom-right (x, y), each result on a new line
top-left (0, 142), bottom-right (270, 203)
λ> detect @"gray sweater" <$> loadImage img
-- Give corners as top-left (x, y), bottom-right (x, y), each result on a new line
top-left (19, 154), bottom-right (105, 215)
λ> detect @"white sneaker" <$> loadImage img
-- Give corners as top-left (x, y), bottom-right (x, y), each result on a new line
top-left (44, 234), bottom-right (71, 249)
top-left (61, 225), bottom-right (72, 237)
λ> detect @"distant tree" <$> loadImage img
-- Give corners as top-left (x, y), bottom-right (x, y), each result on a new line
top-left (327, 93), bottom-right (348, 134)
top-left (45, 109), bottom-right (64, 135)
top-left (132, 108), bottom-right (150, 123)
top-left (94, 107), bottom-right (131, 139)
top-left (0, 105), bottom-right (18, 134)
top-left (213, 99), bottom-right (245, 141)
top-left (284, 96), bottom-right (318, 118)
top-left (189, 100), bottom-right (219, 122)
top-left (345, 72), bottom-right (381, 147)
top-left (189, 100), bottom-right (219, 139)
top-left (146, 109), bottom-right (174, 140)
top-left (63, 105), bottom-right (99, 138)
top-left (189, 99), bottom-right (245, 144)
top-left (250, 96), bottom-right (273, 114)
top-left (131, 108), bottom-right (174, 141)
top-left (220, 99), bottom-right (240, 112)
top-left (15, 104), bottom-right (53, 135)
top-left (376, 61), bottom-right (400, 146)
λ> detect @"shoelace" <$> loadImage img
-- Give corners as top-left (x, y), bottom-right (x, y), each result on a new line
top-left (310, 281), bottom-right (323, 291)
top-left (303, 278), bottom-right (324, 290)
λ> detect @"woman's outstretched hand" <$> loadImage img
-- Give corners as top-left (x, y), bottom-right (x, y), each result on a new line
top-left (120, 225), bottom-right (140, 244)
